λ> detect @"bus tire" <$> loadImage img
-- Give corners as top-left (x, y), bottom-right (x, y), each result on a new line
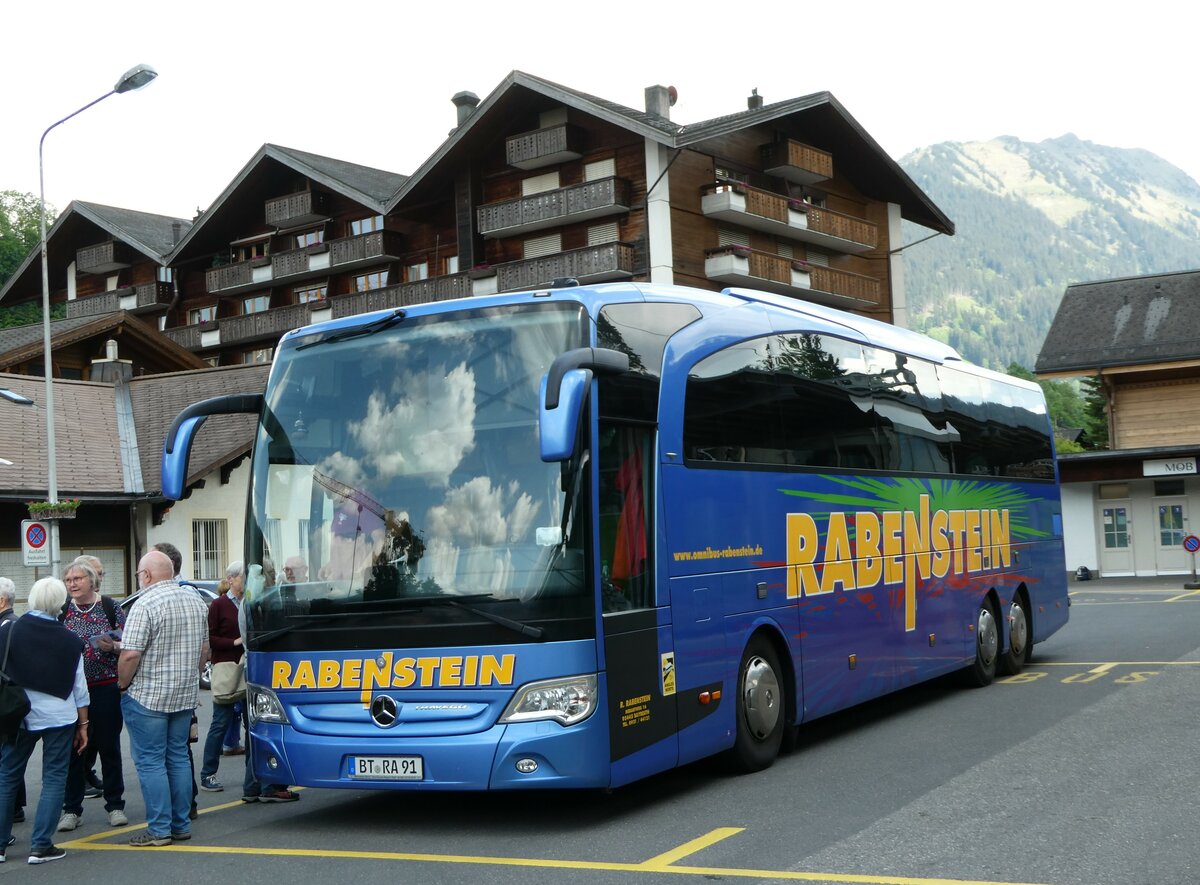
top-left (999, 592), bottom-right (1032, 676)
top-left (727, 635), bottom-right (784, 772)
top-left (962, 598), bottom-right (999, 688)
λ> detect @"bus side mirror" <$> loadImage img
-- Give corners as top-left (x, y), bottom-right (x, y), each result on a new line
top-left (162, 393), bottom-right (264, 500)
top-left (540, 369), bottom-right (591, 462)
top-left (539, 347), bottom-right (629, 462)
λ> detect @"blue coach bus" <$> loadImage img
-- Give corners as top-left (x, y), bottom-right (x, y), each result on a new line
top-left (161, 281), bottom-right (1068, 790)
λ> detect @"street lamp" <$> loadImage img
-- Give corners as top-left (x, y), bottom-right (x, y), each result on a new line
top-left (38, 63), bottom-right (158, 574)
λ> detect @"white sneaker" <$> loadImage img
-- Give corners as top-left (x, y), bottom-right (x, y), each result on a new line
top-left (108, 809), bottom-right (128, 827)
top-left (56, 812), bottom-right (80, 832)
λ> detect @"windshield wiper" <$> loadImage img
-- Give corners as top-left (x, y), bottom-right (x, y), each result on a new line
top-left (394, 593), bottom-right (545, 640)
top-left (296, 308), bottom-right (406, 350)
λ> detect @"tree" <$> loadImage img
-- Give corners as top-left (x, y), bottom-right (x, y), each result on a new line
top-left (0, 191), bottom-right (52, 287)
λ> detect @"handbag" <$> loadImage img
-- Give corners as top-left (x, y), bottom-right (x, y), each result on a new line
top-left (0, 623), bottom-right (31, 740)
top-left (211, 659), bottom-right (247, 704)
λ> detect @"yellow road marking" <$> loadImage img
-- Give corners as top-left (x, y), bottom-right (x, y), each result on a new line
top-left (1165, 588), bottom-right (1200, 602)
top-left (1033, 661), bottom-right (1200, 667)
top-left (63, 821), bottom-right (1059, 885)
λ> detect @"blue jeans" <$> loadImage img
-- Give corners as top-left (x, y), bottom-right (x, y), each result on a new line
top-left (200, 700), bottom-right (238, 780)
top-left (0, 724), bottom-right (75, 852)
top-left (224, 702), bottom-right (242, 749)
top-left (121, 695), bottom-right (192, 837)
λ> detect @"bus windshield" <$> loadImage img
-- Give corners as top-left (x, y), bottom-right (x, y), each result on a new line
top-left (243, 301), bottom-right (593, 651)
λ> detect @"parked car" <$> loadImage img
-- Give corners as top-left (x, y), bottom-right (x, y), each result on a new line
top-left (120, 580), bottom-right (220, 689)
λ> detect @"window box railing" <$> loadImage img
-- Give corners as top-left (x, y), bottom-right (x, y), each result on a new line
top-left (477, 177), bottom-right (632, 238)
top-left (704, 245), bottom-right (880, 306)
top-left (760, 139), bottom-right (833, 185)
top-left (701, 183), bottom-right (876, 253)
top-left (76, 241), bottom-right (134, 275)
top-left (495, 242), bottom-right (637, 292)
top-left (505, 123), bottom-right (586, 170)
top-left (264, 191), bottom-right (328, 227)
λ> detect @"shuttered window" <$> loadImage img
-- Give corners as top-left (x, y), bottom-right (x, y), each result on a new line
top-left (522, 171), bottom-right (560, 196)
top-left (585, 158), bottom-right (615, 181)
top-left (524, 233), bottom-right (562, 259)
top-left (588, 222), bottom-right (619, 246)
top-left (718, 228), bottom-right (749, 248)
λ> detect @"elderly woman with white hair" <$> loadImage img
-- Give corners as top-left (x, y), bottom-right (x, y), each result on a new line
top-left (0, 578), bottom-right (90, 865)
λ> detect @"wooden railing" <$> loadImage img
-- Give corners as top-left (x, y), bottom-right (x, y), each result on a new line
top-left (163, 325), bottom-right (202, 350)
top-left (505, 123), bottom-right (585, 169)
top-left (495, 242), bottom-right (636, 292)
top-left (205, 262), bottom-right (253, 292)
top-left (330, 273), bottom-right (474, 319)
top-left (760, 139), bottom-right (834, 181)
top-left (221, 303), bottom-right (311, 345)
top-left (705, 246), bottom-right (880, 304)
top-left (76, 241), bottom-right (133, 275)
top-left (66, 290), bottom-right (124, 318)
top-left (477, 177), bottom-right (631, 236)
top-left (264, 191), bottom-right (327, 227)
top-left (328, 230), bottom-right (404, 266)
top-left (702, 183), bottom-right (877, 249)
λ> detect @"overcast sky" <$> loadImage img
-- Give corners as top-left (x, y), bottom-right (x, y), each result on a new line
top-left (5, 0), bottom-right (1197, 222)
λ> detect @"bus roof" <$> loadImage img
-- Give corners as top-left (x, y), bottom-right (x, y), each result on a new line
top-left (279, 280), bottom-right (969, 369)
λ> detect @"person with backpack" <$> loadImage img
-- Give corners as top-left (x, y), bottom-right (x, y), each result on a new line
top-left (55, 558), bottom-right (127, 832)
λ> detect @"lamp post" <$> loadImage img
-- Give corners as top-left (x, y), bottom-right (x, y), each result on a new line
top-left (38, 63), bottom-right (158, 574)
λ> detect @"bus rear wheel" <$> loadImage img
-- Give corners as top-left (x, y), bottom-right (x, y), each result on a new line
top-left (962, 599), bottom-right (999, 687)
top-left (727, 636), bottom-right (784, 772)
top-left (999, 594), bottom-right (1031, 676)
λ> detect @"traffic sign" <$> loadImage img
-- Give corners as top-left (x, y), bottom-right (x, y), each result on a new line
top-left (1183, 534), bottom-right (1200, 553)
top-left (22, 519), bottom-right (51, 566)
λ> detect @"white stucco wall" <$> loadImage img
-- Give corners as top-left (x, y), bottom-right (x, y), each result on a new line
top-left (144, 458), bottom-right (252, 581)
top-left (1060, 482), bottom-right (1096, 573)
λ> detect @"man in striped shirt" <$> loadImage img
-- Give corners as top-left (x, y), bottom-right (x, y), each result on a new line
top-left (117, 551), bottom-right (208, 847)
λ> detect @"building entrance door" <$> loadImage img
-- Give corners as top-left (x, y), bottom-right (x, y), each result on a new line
top-left (1097, 501), bottom-right (1134, 576)
top-left (1153, 498), bottom-right (1189, 574)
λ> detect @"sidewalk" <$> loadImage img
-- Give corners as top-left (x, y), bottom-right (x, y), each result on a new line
top-left (1068, 572), bottom-right (1200, 592)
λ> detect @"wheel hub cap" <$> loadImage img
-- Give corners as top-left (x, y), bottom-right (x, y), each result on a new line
top-left (977, 608), bottom-right (998, 667)
top-left (742, 655), bottom-right (780, 739)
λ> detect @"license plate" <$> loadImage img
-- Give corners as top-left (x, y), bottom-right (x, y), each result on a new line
top-left (348, 755), bottom-right (424, 780)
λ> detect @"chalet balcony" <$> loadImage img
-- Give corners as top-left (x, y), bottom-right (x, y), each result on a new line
top-left (163, 324), bottom-right (201, 350)
top-left (704, 246), bottom-right (881, 308)
top-left (76, 241), bottom-right (134, 275)
top-left (264, 191), bottom-right (329, 227)
top-left (495, 242), bottom-right (637, 292)
top-left (477, 178), bottom-right (632, 239)
top-left (205, 231), bottom-right (405, 295)
top-left (330, 272), bottom-right (474, 319)
top-left (701, 184), bottom-right (876, 254)
top-left (64, 282), bottom-right (172, 320)
top-left (221, 303), bottom-right (311, 346)
top-left (760, 139), bottom-right (833, 185)
top-left (505, 123), bottom-right (585, 170)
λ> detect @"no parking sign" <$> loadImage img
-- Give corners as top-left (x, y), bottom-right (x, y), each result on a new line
top-left (21, 519), bottom-right (50, 567)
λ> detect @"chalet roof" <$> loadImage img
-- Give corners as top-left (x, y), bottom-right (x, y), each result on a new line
top-left (0, 312), bottom-right (207, 374)
top-left (0, 374), bottom-right (126, 498)
top-left (0, 363), bottom-right (269, 502)
top-left (1035, 269), bottom-right (1200, 375)
top-left (387, 70), bottom-right (953, 235)
top-left (128, 363), bottom-right (269, 494)
top-left (169, 144), bottom-right (408, 264)
top-left (0, 201), bottom-right (190, 306)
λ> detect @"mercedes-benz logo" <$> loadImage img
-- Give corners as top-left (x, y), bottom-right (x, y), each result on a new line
top-left (370, 694), bottom-right (400, 728)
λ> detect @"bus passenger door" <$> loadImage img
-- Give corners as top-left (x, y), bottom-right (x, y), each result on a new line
top-left (599, 423), bottom-right (679, 787)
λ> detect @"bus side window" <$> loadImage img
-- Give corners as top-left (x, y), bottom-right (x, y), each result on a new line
top-left (598, 423), bottom-right (654, 613)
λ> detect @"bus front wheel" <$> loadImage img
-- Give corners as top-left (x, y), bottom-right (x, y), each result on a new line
top-left (962, 599), bottom-right (999, 687)
top-left (728, 636), bottom-right (784, 772)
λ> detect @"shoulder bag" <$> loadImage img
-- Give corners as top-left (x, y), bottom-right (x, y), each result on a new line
top-left (0, 623), bottom-right (31, 740)
top-left (212, 659), bottom-right (246, 705)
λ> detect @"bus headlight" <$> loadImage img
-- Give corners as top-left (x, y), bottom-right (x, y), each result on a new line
top-left (247, 684), bottom-right (289, 726)
top-left (499, 674), bottom-right (597, 726)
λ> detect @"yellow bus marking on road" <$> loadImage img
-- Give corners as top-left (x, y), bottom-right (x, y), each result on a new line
top-left (64, 823), bottom-right (1059, 885)
top-left (1164, 587), bottom-right (1200, 602)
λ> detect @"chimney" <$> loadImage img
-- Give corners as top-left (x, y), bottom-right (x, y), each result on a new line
top-left (91, 338), bottom-right (133, 383)
top-left (645, 85), bottom-right (673, 120)
top-left (747, 88), bottom-right (763, 111)
top-left (451, 91), bottom-right (480, 128)
top-left (171, 221), bottom-right (182, 245)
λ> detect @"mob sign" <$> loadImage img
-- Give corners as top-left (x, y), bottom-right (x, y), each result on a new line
top-left (1143, 458), bottom-right (1197, 477)
top-left (21, 520), bottom-right (51, 567)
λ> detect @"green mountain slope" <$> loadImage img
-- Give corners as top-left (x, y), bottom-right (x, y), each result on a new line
top-left (899, 135), bottom-right (1200, 369)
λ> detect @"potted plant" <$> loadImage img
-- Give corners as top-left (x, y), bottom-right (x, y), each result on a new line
top-left (26, 499), bottom-right (82, 520)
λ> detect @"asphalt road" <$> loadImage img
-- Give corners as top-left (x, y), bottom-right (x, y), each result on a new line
top-left (4, 574), bottom-right (1198, 884)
